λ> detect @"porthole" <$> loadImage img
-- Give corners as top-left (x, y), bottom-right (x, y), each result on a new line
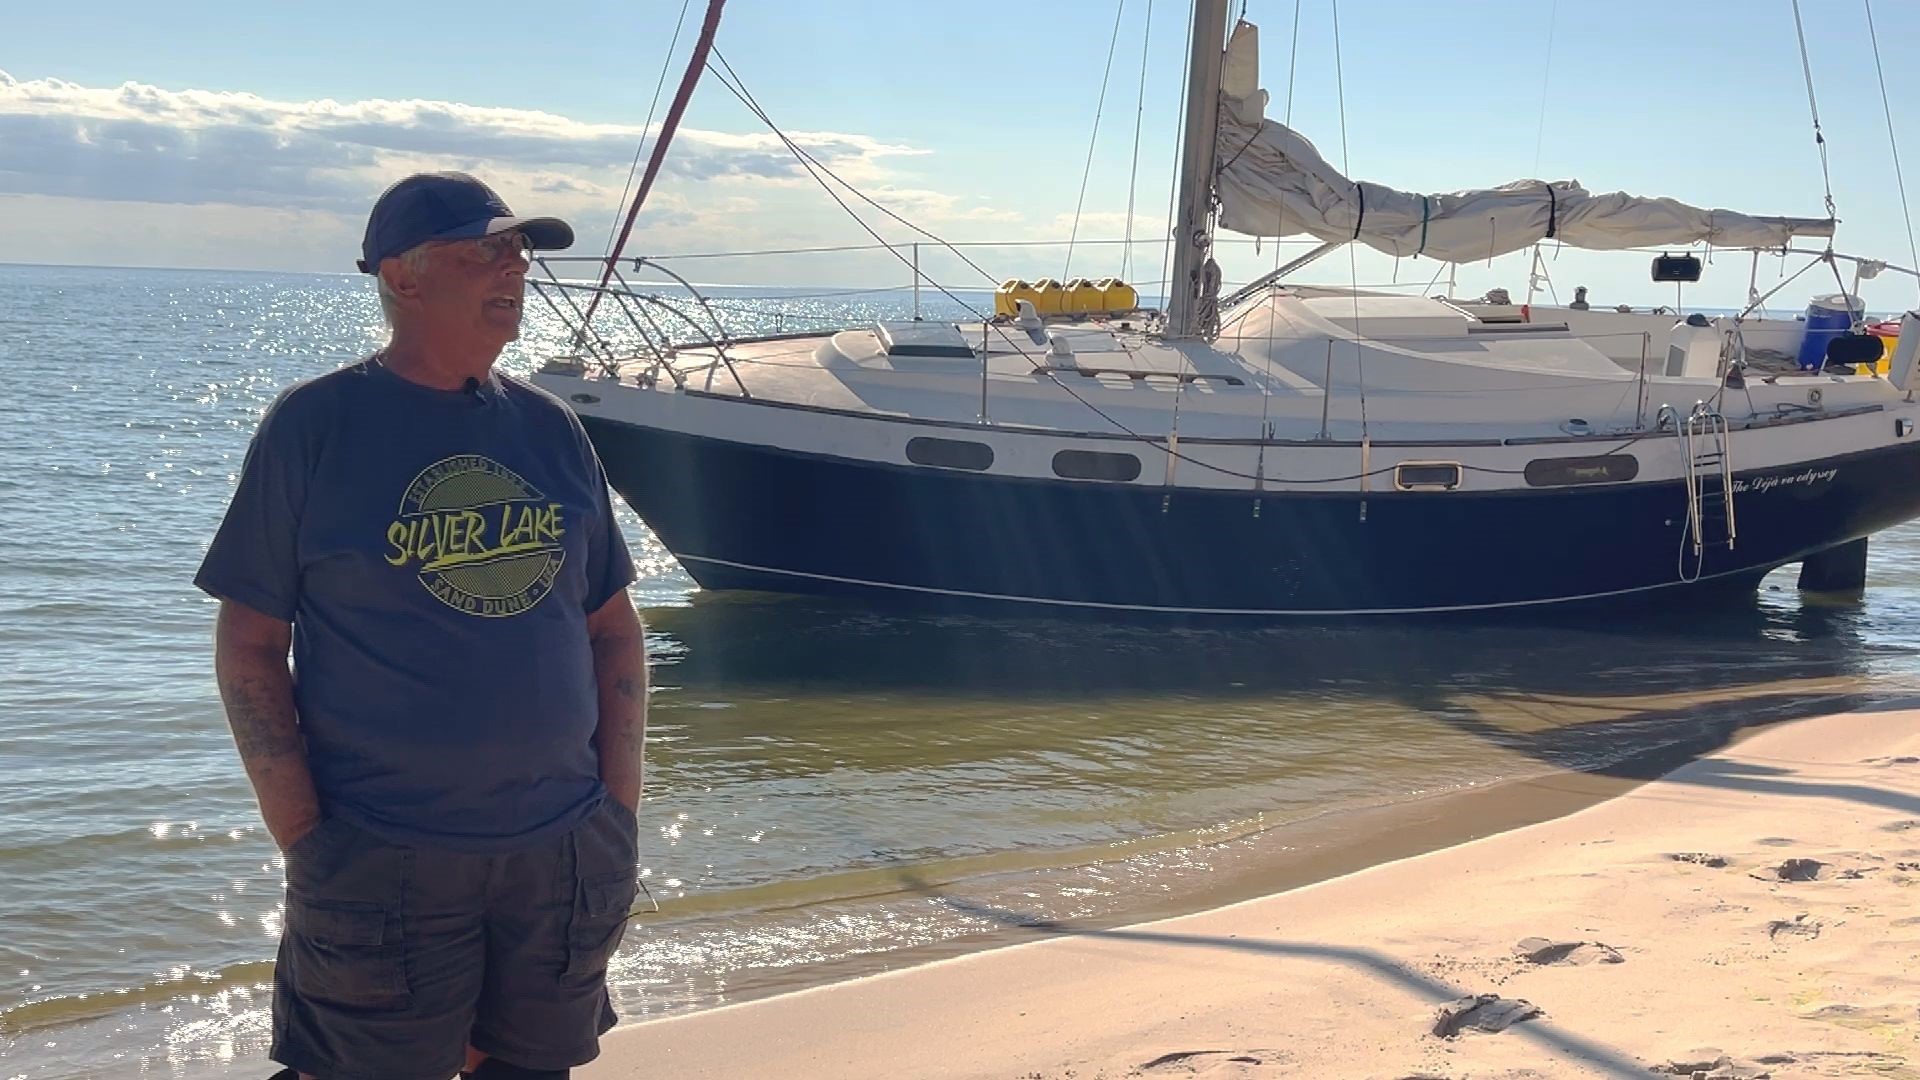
top-left (1394, 462), bottom-right (1462, 491)
top-left (906, 437), bottom-right (994, 471)
top-left (1052, 449), bottom-right (1142, 481)
top-left (1524, 454), bottom-right (1639, 487)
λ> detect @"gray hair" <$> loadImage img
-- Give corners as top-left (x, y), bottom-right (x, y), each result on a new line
top-left (375, 246), bottom-right (433, 327)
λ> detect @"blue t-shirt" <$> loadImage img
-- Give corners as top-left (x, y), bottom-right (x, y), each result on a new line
top-left (195, 359), bottom-right (636, 852)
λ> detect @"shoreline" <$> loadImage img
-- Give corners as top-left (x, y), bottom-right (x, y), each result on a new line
top-left (591, 683), bottom-right (1878, 1027)
top-left (586, 707), bottom-right (1920, 1078)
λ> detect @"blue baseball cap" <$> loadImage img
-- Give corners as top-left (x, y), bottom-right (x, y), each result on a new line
top-left (357, 172), bottom-right (574, 274)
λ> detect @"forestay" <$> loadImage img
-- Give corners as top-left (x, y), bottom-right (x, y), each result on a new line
top-left (1212, 22), bottom-right (1835, 262)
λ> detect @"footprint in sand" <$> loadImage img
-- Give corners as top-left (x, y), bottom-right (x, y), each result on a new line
top-left (1431, 994), bottom-right (1543, 1038)
top-left (1802, 1002), bottom-right (1916, 1029)
top-left (1884, 819), bottom-right (1920, 833)
top-left (1863, 755), bottom-right (1920, 766)
top-left (1754, 837), bottom-right (1796, 847)
top-left (1654, 1052), bottom-right (1783, 1079)
top-left (1133, 1048), bottom-right (1284, 1075)
top-left (1511, 937), bottom-right (1624, 966)
top-left (1765, 914), bottom-right (1822, 941)
top-left (1668, 852), bottom-right (1730, 868)
top-left (1748, 858), bottom-right (1873, 882)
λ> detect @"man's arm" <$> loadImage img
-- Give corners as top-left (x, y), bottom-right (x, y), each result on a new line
top-left (213, 600), bottom-right (322, 850)
top-left (586, 591), bottom-right (648, 812)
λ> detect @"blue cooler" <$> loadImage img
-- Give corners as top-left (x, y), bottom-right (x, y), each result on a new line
top-left (1796, 293), bottom-right (1865, 370)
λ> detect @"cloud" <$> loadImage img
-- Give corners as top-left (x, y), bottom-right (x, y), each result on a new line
top-left (0, 69), bottom-right (927, 214)
top-left (0, 69), bottom-right (1041, 280)
top-left (529, 174), bottom-right (605, 197)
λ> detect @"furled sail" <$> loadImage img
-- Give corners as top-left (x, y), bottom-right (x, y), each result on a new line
top-left (1212, 22), bottom-right (1834, 262)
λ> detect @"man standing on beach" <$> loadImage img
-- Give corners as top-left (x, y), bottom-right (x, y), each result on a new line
top-left (195, 172), bottom-right (647, 1080)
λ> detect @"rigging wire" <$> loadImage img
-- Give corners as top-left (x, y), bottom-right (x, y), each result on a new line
top-left (577, 237), bottom-right (1306, 263)
top-left (709, 50), bottom-right (1006, 287)
top-left (1282, 0), bottom-right (1301, 125)
top-left (1156, 0), bottom-right (1198, 312)
top-left (701, 49), bottom-right (1528, 487)
top-left (1790, 0), bottom-right (1864, 331)
top-left (1121, 0), bottom-right (1155, 281)
top-left (1253, 0), bottom-right (1304, 494)
top-left (1864, 0), bottom-right (1920, 305)
top-left (694, 34), bottom-right (1676, 488)
top-left (1331, 0), bottom-right (1353, 178)
top-left (604, 0), bottom-right (695, 260)
top-left (1065, 0), bottom-right (1130, 280)
top-left (1331, 0), bottom-right (1368, 440)
top-left (1530, 0), bottom-right (1557, 177)
top-left (1790, 0), bottom-right (1840, 223)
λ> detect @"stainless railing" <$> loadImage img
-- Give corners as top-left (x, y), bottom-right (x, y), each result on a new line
top-left (528, 255), bottom-right (753, 397)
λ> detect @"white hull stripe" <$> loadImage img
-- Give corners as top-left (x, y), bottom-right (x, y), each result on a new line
top-left (678, 554), bottom-right (1772, 617)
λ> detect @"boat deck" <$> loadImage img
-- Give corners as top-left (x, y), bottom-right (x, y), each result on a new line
top-left (575, 290), bottom-right (1886, 443)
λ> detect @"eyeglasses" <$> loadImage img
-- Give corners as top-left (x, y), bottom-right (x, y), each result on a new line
top-left (431, 230), bottom-right (533, 266)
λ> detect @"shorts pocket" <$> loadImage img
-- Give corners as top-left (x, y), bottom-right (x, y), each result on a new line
top-left (564, 871), bottom-right (636, 983)
top-left (563, 802), bottom-right (639, 983)
top-left (283, 897), bottom-right (411, 1011)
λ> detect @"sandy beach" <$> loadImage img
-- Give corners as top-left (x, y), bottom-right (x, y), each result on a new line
top-left (587, 707), bottom-right (1920, 1079)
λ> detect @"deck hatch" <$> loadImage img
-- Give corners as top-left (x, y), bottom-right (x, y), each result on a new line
top-left (875, 321), bottom-right (976, 358)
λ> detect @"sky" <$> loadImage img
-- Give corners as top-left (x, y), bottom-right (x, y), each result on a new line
top-left (7, 0), bottom-right (1920, 311)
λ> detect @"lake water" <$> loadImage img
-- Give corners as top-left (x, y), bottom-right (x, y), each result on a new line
top-left (2, 263), bottom-right (1917, 1078)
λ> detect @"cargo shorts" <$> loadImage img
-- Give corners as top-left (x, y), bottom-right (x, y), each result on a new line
top-left (268, 798), bottom-right (640, 1080)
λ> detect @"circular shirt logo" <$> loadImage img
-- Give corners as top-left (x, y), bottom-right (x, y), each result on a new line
top-left (383, 455), bottom-right (566, 618)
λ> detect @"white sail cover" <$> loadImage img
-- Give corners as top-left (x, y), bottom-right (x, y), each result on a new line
top-left (1213, 23), bottom-right (1834, 261)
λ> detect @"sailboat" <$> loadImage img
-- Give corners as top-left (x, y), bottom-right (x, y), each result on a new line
top-left (529, 0), bottom-right (1920, 618)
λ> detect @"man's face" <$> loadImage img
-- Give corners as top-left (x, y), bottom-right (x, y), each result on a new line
top-left (397, 230), bottom-right (533, 348)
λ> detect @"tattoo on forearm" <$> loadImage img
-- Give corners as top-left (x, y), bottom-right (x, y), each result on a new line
top-left (219, 675), bottom-right (304, 760)
top-left (613, 675), bottom-right (641, 700)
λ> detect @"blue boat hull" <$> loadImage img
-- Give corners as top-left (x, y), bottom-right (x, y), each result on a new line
top-left (582, 418), bottom-right (1920, 617)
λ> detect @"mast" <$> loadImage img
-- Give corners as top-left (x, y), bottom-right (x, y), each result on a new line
top-left (1165, 0), bottom-right (1231, 338)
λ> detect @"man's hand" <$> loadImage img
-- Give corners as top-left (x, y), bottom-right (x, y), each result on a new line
top-left (587, 591), bottom-right (647, 813)
top-left (213, 600), bottom-right (323, 851)
top-left (276, 815), bottom-right (323, 853)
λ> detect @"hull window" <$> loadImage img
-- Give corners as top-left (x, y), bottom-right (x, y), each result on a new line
top-left (906, 437), bottom-right (995, 471)
top-left (1053, 449), bottom-right (1143, 481)
top-left (1394, 462), bottom-right (1463, 491)
top-left (1524, 454), bottom-right (1640, 487)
